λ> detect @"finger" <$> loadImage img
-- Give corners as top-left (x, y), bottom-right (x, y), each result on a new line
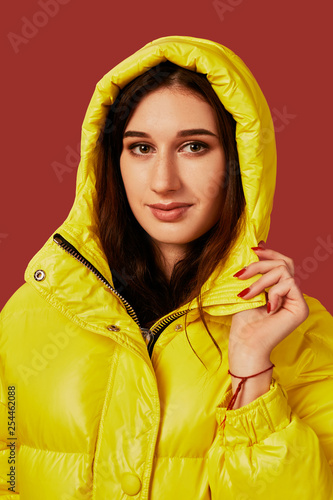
top-left (251, 247), bottom-right (295, 276)
top-left (266, 277), bottom-right (309, 321)
top-left (267, 291), bottom-right (283, 314)
top-left (234, 259), bottom-right (293, 279)
top-left (265, 276), bottom-right (303, 309)
top-left (265, 289), bottom-right (282, 314)
top-left (236, 264), bottom-right (292, 299)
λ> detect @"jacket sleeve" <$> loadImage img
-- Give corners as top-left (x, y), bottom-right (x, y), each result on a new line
top-left (207, 295), bottom-right (333, 500)
top-left (0, 311), bottom-right (20, 498)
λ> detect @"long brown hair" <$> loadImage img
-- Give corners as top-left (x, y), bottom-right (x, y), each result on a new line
top-left (95, 61), bottom-right (246, 365)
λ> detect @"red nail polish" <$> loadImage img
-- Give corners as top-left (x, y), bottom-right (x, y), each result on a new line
top-left (251, 246), bottom-right (263, 251)
top-left (267, 301), bottom-right (271, 313)
top-left (237, 287), bottom-right (251, 298)
top-left (233, 268), bottom-right (246, 278)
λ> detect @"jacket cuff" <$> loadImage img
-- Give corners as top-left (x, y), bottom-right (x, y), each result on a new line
top-left (216, 378), bottom-right (292, 446)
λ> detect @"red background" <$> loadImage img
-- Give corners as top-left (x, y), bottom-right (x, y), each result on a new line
top-left (1, 0), bottom-right (332, 313)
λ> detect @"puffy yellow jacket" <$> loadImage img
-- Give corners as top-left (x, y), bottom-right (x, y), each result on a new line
top-left (1, 35), bottom-right (333, 500)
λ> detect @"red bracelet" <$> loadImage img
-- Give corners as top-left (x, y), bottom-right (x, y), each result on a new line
top-left (218, 364), bottom-right (275, 434)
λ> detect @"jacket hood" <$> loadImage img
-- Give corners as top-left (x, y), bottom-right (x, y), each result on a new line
top-left (25, 35), bottom-right (277, 320)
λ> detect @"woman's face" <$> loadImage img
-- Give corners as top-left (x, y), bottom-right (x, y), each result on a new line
top-left (120, 86), bottom-right (226, 257)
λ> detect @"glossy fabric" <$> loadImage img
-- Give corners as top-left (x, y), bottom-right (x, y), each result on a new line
top-left (1, 35), bottom-right (332, 499)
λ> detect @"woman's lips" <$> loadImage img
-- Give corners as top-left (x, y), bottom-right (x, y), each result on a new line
top-left (147, 203), bottom-right (192, 222)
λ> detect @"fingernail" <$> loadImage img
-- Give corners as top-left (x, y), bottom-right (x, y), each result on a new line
top-left (267, 301), bottom-right (271, 314)
top-left (237, 287), bottom-right (251, 298)
top-left (251, 246), bottom-right (263, 251)
top-left (233, 268), bottom-right (247, 278)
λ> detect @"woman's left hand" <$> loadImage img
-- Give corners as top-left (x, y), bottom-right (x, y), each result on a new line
top-left (229, 240), bottom-right (309, 372)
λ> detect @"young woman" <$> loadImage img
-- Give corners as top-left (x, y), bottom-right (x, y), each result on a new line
top-left (0, 35), bottom-right (332, 499)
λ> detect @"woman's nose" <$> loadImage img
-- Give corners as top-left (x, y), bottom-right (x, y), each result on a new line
top-left (150, 154), bottom-right (182, 193)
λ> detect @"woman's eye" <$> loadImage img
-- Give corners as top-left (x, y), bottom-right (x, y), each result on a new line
top-left (129, 144), bottom-right (152, 155)
top-left (182, 142), bottom-right (207, 153)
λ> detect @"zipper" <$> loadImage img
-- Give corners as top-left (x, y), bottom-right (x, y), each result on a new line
top-left (146, 309), bottom-right (187, 356)
top-left (52, 233), bottom-right (187, 353)
top-left (53, 233), bottom-right (141, 327)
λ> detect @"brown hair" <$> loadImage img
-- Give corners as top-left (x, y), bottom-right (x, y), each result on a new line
top-left (95, 61), bottom-right (246, 366)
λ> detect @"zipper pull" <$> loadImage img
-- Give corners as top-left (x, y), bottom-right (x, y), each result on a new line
top-left (53, 234), bottom-right (64, 245)
top-left (140, 328), bottom-right (154, 346)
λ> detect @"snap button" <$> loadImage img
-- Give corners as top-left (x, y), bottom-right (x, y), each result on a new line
top-left (34, 270), bottom-right (46, 281)
top-left (174, 324), bottom-right (183, 332)
top-left (120, 472), bottom-right (141, 495)
top-left (107, 324), bottom-right (120, 332)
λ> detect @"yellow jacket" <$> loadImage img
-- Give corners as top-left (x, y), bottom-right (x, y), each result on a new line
top-left (1, 35), bottom-right (332, 499)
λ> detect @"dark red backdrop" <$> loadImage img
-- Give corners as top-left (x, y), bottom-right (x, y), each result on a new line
top-left (1, 0), bottom-right (332, 313)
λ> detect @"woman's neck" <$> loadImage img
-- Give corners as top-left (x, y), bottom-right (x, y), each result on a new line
top-left (153, 241), bottom-right (188, 281)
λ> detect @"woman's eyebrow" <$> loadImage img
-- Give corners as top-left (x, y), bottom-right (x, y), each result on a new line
top-left (123, 128), bottom-right (218, 139)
